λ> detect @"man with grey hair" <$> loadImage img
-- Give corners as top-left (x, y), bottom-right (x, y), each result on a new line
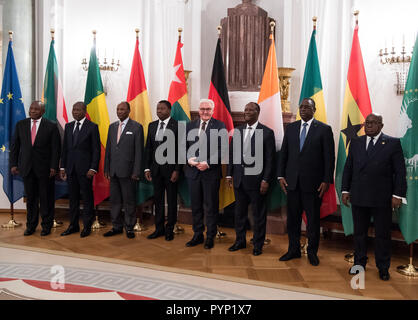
top-left (10, 101), bottom-right (61, 236)
top-left (184, 98), bottom-right (226, 249)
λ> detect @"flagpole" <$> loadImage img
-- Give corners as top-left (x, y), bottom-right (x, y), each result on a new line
top-left (2, 31), bottom-right (21, 229)
top-left (397, 243), bottom-right (418, 277)
top-left (173, 26), bottom-right (185, 235)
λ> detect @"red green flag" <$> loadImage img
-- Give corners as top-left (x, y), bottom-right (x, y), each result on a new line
top-left (335, 23), bottom-right (372, 235)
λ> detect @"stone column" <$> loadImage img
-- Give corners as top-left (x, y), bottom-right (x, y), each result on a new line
top-left (2, 0), bottom-right (34, 109)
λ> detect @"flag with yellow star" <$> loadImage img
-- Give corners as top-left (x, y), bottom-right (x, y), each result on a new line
top-left (335, 23), bottom-right (372, 236)
top-left (0, 38), bottom-right (26, 203)
top-left (398, 34), bottom-right (418, 244)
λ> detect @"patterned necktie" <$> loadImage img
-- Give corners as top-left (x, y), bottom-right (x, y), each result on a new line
top-left (244, 126), bottom-right (253, 153)
top-left (200, 121), bottom-right (206, 136)
top-left (73, 121), bottom-right (80, 146)
top-left (299, 122), bottom-right (308, 151)
top-left (31, 120), bottom-right (37, 146)
top-left (367, 136), bottom-right (374, 156)
top-left (117, 121), bottom-right (123, 143)
top-left (156, 121), bottom-right (165, 141)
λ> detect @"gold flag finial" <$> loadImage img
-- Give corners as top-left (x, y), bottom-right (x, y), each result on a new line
top-left (313, 16), bottom-right (317, 29)
top-left (8, 31), bottom-right (13, 41)
top-left (217, 25), bottom-right (222, 37)
top-left (354, 10), bottom-right (359, 25)
top-left (178, 27), bottom-right (183, 41)
top-left (50, 28), bottom-right (55, 40)
top-left (92, 30), bottom-right (97, 40)
top-left (135, 28), bottom-right (140, 39)
top-left (270, 21), bottom-right (275, 33)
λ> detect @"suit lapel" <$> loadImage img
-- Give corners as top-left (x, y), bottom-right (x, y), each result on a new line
top-left (294, 120), bottom-right (301, 152)
top-left (117, 119), bottom-right (130, 145)
top-left (33, 118), bottom-right (46, 145)
top-left (77, 119), bottom-right (89, 144)
top-left (358, 135), bottom-right (369, 170)
top-left (367, 134), bottom-right (386, 161)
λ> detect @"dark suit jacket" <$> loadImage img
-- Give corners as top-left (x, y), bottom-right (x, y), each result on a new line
top-left (278, 119), bottom-right (335, 192)
top-left (227, 123), bottom-right (276, 190)
top-left (10, 118), bottom-right (61, 178)
top-left (341, 134), bottom-right (407, 207)
top-left (184, 117), bottom-right (226, 180)
top-left (104, 118), bottom-right (144, 178)
top-left (61, 119), bottom-right (101, 175)
top-left (144, 118), bottom-right (180, 177)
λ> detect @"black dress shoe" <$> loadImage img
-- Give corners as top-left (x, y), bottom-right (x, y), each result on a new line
top-left (80, 228), bottom-right (91, 238)
top-left (349, 265), bottom-right (366, 275)
top-left (308, 253), bottom-right (320, 266)
top-left (379, 269), bottom-right (390, 281)
top-left (61, 226), bottom-right (80, 236)
top-left (253, 248), bottom-right (263, 256)
top-left (24, 229), bottom-right (35, 236)
top-left (103, 229), bottom-right (123, 237)
top-left (165, 232), bottom-right (174, 241)
top-left (204, 238), bottom-right (214, 249)
top-left (147, 230), bottom-right (165, 239)
top-left (41, 229), bottom-right (51, 236)
top-left (186, 235), bottom-right (204, 247)
top-left (126, 231), bottom-right (135, 239)
top-left (228, 242), bottom-right (246, 252)
top-left (279, 251), bottom-right (301, 261)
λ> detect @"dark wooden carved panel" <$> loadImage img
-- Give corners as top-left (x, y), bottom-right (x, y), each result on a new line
top-left (220, 1), bottom-right (274, 92)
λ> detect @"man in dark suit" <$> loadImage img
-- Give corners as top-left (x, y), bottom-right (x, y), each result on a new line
top-left (342, 113), bottom-right (406, 281)
top-left (103, 101), bottom-right (143, 239)
top-left (226, 102), bottom-right (275, 256)
top-left (185, 99), bottom-right (226, 249)
top-left (277, 98), bottom-right (335, 266)
top-left (10, 101), bottom-right (61, 236)
top-left (60, 102), bottom-right (100, 238)
top-left (145, 100), bottom-right (180, 241)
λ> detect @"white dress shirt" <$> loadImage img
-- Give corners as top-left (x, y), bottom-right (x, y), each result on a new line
top-left (31, 117), bottom-right (42, 134)
top-left (73, 117), bottom-right (86, 132)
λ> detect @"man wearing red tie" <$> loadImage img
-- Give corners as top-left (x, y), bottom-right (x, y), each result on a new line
top-left (10, 101), bottom-right (61, 236)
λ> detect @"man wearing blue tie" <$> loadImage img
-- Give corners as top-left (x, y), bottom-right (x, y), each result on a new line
top-left (277, 98), bottom-right (335, 266)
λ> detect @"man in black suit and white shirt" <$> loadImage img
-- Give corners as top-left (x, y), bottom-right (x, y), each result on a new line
top-left (145, 100), bottom-right (180, 241)
top-left (226, 102), bottom-right (276, 256)
top-left (103, 101), bottom-right (144, 239)
top-left (184, 99), bottom-right (226, 249)
top-left (10, 101), bottom-right (61, 236)
top-left (60, 102), bottom-right (100, 238)
top-left (277, 98), bottom-right (335, 266)
top-left (342, 113), bottom-right (406, 281)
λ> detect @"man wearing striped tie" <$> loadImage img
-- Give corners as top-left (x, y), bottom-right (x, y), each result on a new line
top-left (277, 98), bottom-right (335, 266)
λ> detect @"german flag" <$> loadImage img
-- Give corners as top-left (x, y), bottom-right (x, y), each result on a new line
top-left (208, 37), bottom-right (235, 209)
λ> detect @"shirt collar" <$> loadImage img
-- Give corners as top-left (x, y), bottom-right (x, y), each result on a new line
top-left (31, 117), bottom-right (42, 123)
top-left (246, 121), bottom-right (259, 130)
top-left (368, 131), bottom-right (382, 142)
top-left (120, 117), bottom-right (129, 126)
top-left (76, 117), bottom-right (86, 125)
top-left (159, 117), bottom-right (170, 126)
top-left (200, 118), bottom-right (211, 126)
top-left (301, 118), bottom-right (314, 127)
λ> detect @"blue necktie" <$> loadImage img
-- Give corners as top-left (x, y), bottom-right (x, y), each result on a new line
top-left (300, 122), bottom-right (308, 151)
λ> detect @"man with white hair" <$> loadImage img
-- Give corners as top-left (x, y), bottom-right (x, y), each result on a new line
top-left (184, 99), bottom-right (226, 249)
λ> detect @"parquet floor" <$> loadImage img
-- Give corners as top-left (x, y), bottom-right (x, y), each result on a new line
top-left (0, 212), bottom-right (417, 300)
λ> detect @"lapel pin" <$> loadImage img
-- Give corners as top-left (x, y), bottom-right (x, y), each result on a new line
top-left (382, 141), bottom-right (385, 145)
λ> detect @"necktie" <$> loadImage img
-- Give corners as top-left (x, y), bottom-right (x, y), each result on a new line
top-left (31, 120), bottom-right (37, 146)
top-left (299, 122), bottom-right (308, 151)
top-left (117, 121), bottom-right (123, 143)
top-left (200, 121), bottom-right (206, 136)
top-left (73, 122), bottom-right (80, 146)
top-left (244, 127), bottom-right (253, 154)
top-left (367, 136), bottom-right (374, 156)
top-left (156, 121), bottom-right (165, 141)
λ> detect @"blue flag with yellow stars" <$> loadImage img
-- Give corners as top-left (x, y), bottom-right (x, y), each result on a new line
top-left (0, 39), bottom-right (26, 203)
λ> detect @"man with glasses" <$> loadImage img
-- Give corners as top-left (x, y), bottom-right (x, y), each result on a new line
top-left (277, 98), bottom-right (335, 266)
top-left (342, 113), bottom-right (406, 281)
top-left (184, 99), bottom-right (226, 249)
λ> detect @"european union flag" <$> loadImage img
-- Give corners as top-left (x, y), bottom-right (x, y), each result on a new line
top-left (0, 40), bottom-right (26, 203)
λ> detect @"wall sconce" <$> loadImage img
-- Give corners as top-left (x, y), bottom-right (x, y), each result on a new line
top-left (379, 37), bottom-right (414, 95)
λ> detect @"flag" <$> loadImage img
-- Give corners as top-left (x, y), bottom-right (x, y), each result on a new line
top-left (42, 37), bottom-right (69, 200)
top-left (84, 37), bottom-right (110, 206)
top-left (335, 24), bottom-right (372, 235)
top-left (168, 37), bottom-right (191, 206)
top-left (397, 34), bottom-right (418, 244)
top-left (0, 39), bottom-right (26, 203)
top-left (208, 37), bottom-right (235, 210)
top-left (298, 27), bottom-right (337, 219)
top-left (127, 34), bottom-right (154, 205)
top-left (258, 33), bottom-right (285, 210)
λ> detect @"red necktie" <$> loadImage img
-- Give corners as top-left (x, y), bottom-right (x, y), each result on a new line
top-left (31, 120), bottom-right (37, 145)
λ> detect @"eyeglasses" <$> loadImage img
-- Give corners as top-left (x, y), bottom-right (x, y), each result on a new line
top-left (199, 108), bottom-right (212, 113)
top-left (364, 120), bottom-right (382, 126)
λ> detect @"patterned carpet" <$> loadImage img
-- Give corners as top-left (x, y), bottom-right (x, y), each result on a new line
top-left (0, 244), bottom-right (349, 300)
